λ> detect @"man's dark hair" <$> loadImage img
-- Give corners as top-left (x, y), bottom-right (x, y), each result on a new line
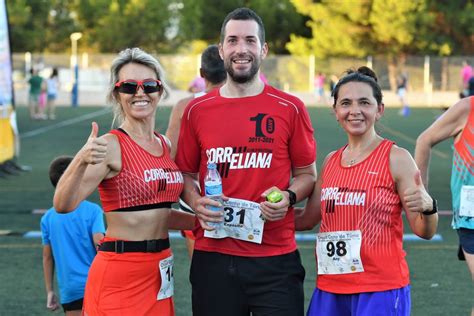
top-left (49, 156), bottom-right (73, 187)
top-left (220, 7), bottom-right (265, 45)
top-left (201, 45), bottom-right (226, 85)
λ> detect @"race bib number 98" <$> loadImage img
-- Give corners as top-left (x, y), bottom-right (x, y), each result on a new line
top-left (204, 197), bottom-right (264, 244)
top-left (316, 230), bottom-right (364, 275)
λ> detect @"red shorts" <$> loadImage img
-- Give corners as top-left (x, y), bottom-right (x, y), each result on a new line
top-left (83, 237), bottom-right (174, 316)
top-left (181, 230), bottom-right (196, 240)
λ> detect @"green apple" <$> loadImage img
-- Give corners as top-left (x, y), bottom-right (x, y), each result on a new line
top-left (267, 190), bottom-right (283, 203)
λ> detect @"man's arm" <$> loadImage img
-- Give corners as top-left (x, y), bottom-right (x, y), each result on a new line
top-left (415, 97), bottom-right (470, 186)
top-left (286, 163), bottom-right (318, 205)
top-left (165, 97), bottom-right (192, 160)
top-left (168, 209), bottom-right (196, 230)
top-left (260, 162), bottom-right (317, 222)
top-left (42, 245), bottom-right (59, 311)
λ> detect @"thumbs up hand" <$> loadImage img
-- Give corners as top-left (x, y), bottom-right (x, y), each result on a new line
top-left (402, 170), bottom-right (433, 214)
top-left (80, 122), bottom-right (108, 165)
top-left (89, 121), bottom-right (99, 140)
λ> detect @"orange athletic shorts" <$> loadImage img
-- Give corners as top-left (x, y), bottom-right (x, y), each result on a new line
top-left (83, 237), bottom-right (174, 316)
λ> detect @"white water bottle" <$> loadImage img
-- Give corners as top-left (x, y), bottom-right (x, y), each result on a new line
top-left (204, 163), bottom-right (223, 228)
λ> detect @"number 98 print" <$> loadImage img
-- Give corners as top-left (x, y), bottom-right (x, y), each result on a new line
top-left (326, 240), bottom-right (348, 257)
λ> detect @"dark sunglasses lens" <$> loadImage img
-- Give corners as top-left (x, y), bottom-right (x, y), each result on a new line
top-left (118, 82), bottom-right (138, 94)
top-left (142, 81), bottom-right (161, 93)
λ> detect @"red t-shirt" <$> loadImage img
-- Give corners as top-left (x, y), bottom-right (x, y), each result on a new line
top-left (317, 140), bottom-right (410, 293)
top-left (99, 129), bottom-right (184, 212)
top-left (175, 85), bottom-right (316, 257)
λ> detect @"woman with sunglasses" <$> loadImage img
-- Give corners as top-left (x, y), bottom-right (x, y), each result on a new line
top-left (295, 67), bottom-right (438, 316)
top-left (54, 47), bottom-right (194, 315)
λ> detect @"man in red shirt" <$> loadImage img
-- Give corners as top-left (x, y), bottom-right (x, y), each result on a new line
top-left (175, 7), bottom-right (317, 316)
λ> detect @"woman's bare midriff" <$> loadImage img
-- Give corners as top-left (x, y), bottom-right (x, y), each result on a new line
top-left (104, 208), bottom-right (170, 240)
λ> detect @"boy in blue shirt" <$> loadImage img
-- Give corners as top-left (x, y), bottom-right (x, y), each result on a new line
top-left (41, 156), bottom-right (105, 315)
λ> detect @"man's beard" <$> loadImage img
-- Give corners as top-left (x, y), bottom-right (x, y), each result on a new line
top-left (225, 57), bottom-right (260, 84)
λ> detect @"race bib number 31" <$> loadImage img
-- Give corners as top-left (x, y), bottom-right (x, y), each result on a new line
top-left (157, 255), bottom-right (174, 300)
top-left (204, 198), bottom-right (264, 244)
top-left (316, 230), bottom-right (364, 275)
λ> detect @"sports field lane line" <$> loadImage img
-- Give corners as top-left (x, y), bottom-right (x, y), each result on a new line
top-left (20, 107), bottom-right (111, 139)
top-left (0, 244), bottom-right (41, 249)
top-left (378, 123), bottom-right (449, 159)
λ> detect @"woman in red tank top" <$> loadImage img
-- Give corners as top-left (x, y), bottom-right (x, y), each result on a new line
top-left (296, 67), bottom-right (439, 316)
top-left (53, 48), bottom-right (194, 316)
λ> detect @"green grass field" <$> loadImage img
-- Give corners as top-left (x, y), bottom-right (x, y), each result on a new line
top-left (0, 106), bottom-right (472, 315)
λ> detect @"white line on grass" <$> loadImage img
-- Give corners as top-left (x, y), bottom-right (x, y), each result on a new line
top-left (379, 123), bottom-right (449, 159)
top-left (0, 244), bottom-right (40, 249)
top-left (21, 231), bottom-right (443, 243)
top-left (20, 107), bottom-right (111, 139)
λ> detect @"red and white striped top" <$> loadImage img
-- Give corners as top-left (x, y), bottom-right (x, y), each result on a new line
top-left (98, 129), bottom-right (183, 212)
top-left (317, 139), bottom-right (410, 293)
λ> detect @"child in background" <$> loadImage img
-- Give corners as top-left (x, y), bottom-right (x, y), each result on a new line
top-left (41, 156), bottom-right (105, 315)
top-left (46, 68), bottom-right (59, 120)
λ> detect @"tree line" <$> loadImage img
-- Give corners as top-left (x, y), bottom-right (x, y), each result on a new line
top-left (7, 0), bottom-right (474, 59)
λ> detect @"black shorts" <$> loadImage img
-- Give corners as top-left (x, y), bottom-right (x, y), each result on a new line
top-left (190, 250), bottom-right (305, 316)
top-left (457, 228), bottom-right (474, 260)
top-left (62, 298), bottom-right (83, 312)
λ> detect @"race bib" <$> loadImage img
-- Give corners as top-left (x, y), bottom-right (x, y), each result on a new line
top-left (460, 185), bottom-right (474, 217)
top-left (157, 255), bottom-right (174, 300)
top-left (204, 197), bottom-right (264, 244)
top-left (316, 230), bottom-right (364, 275)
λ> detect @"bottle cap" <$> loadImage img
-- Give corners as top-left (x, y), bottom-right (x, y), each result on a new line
top-left (208, 163), bottom-right (217, 169)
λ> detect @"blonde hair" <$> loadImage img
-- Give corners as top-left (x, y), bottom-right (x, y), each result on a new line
top-left (107, 48), bottom-right (170, 126)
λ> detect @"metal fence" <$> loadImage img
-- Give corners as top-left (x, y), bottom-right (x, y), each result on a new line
top-left (12, 53), bottom-right (474, 93)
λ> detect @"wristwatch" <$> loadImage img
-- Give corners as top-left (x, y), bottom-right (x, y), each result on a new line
top-left (285, 189), bottom-right (297, 207)
top-left (422, 198), bottom-right (438, 215)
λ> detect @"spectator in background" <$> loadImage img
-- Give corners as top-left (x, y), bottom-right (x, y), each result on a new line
top-left (397, 72), bottom-right (410, 117)
top-left (461, 60), bottom-right (473, 98)
top-left (314, 72), bottom-right (327, 105)
top-left (328, 74), bottom-right (339, 104)
top-left (166, 44), bottom-right (226, 258)
top-left (28, 68), bottom-right (46, 120)
top-left (328, 74), bottom-right (338, 93)
top-left (41, 156), bottom-right (105, 315)
top-left (46, 68), bottom-right (59, 120)
top-left (188, 76), bottom-right (206, 93)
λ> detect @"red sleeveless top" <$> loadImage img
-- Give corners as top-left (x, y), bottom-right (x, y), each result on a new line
top-left (98, 129), bottom-right (184, 212)
top-left (317, 139), bottom-right (410, 293)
